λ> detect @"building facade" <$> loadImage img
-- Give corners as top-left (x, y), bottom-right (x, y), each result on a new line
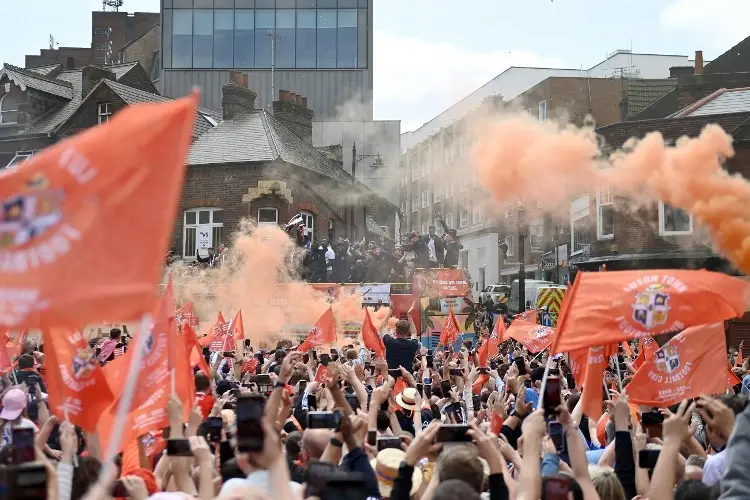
top-left (159, 0), bottom-right (373, 121)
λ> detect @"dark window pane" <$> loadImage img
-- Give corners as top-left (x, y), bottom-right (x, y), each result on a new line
top-left (318, 0), bottom-right (336, 6)
top-left (601, 206), bottom-right (614, 235)
top-left (193, 10), bottom-right (213, 67)
top-left (185, 211), bottom-right (197, 225)
top-left (214, 10), bottom-right (233, 67)
top-left (317, 10), bottom-right (336, 68)
top-left (338, 0), bottom-right (356, 6)
top-left (358, 0), bottom-right (367, 6)
top-left (184, 227), bottom-right (196, 257)
top-left (199, 210), bottom-right (211, 224)
top-left (212, 226), bottom-right (223, 246)
top-left (337, 9), bottom-right (356, 67)
top-left (275, 10), bottom-right (295, 68)
top-left (234, 9), bottom-right (254, 68)
top-left (297, 0), bottom-right (316, 6)
top-left (212, 210), bottom-right (224, 223)
top-left (235, 0), bottom-right (254, 6)
top-left (296, 10), bottom-right (316, 67)
top-left (664, 205), bottom-right (691, 233)
top-left (277, 0), bottom-right (295, 6)
top-left (255, 10), bottom-right (274, 67)
top-left (172, 10), bottom-right (193, 68)
top-left (256, 0), bottom-right (275, 6)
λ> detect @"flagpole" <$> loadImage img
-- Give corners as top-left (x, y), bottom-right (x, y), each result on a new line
top-left (603, 378), bottom-right (611, 401)
top-left (62, 405), bottom-right (79, 467)
top-left (612, 355), bottom-right (624, 393)
top-left (102, 313), bottom-right (153, 473)
top-left (537, 355), bottom-right (554, 410)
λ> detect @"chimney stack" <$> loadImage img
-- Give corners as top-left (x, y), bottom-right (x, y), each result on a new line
top-left (695, 50), bottom-right (704, 75)
top-left (221, 71), bottom-right (257, 120)
top-left (273, 89), bottom-right (314, 145)
top-left (80, 65), bottom-right (116, 98)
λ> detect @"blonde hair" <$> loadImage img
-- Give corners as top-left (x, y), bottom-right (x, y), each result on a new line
top-left (591, 468), bottom-right (626, 500)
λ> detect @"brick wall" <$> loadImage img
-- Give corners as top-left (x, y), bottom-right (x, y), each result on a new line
top-left (173, 162), bottom-right (390, 256)
top-left (58, 85), bottom-right (129, 137)
top-left (25, 47), bottom-right (94, 70)
top-left (121, 27), bottom-right (160, 80)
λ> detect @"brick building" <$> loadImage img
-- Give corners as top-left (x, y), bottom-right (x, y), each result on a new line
top-left (118, 24), bottom-right (161, 83)
top-left (177, 75), bottom-right (397, 259)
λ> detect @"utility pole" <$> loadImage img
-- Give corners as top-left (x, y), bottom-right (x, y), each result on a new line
top-left (518, 201), bottom-right (527, 312)
top-left (351, 143), bottom-right (357, 241)
top-left (554, 218), bottom-right (560, 284)
top-left (268, 31), bottom-right (284, 108)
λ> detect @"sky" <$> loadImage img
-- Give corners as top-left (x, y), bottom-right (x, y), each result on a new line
top-left (1, 0), bottom-right (749, 132)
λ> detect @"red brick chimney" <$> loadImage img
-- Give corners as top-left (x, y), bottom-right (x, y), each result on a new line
top-left (222, 71), bottom-right (256, 120)
top-left (695, 50), bottom-right (704, 75)
top-left (273, 89), bottom-right (314, 144)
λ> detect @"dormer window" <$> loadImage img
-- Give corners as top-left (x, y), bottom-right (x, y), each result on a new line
top-left (0, 92), bottom-right (18, 124)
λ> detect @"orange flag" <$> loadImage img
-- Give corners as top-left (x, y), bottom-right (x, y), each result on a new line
top-left (632, 337), bottom-right (658, 371)
top-left (176, 302), bottom-right (199, 332)
top-left (299, 307), bottom-right (337, 352)
top-left (578, 344), bottom-right (617, 421)
top-left (231, 310), bottom-right (245, 341)
top-left (0, 340), bottom-right (11, 374)
top-left (478, 319), bottom-right (504, 367)
top-left (120, 440), bottom-right (141, 476)
top-left (209, 320), bottom-right (232, 352)
top-left (314, 363), bottom-right (330, 382)
top-left (183, 323), bottom-right (211, 377)
top-left (198, 312), bottom-right (225, 348)
top-left (621, 341), bottom-right (633, 357)
top-left (42, 329), bottom-right (114, 432)
top-left (0, 94), bottom-right (196, 330)
top-left (728, 364), bottom-right (742, 386)
top-left (440, 310), bottom-right (461, 348)
top-left (502, 310), bottom-right (555, 353)
top-left (627, 323), bottom-right (730, 407)
top-left (361, 308), bottom-right (385, 358)
top-left (736, 341), bottom-right (744, 367)
top-left (552, 270), bottom-right (749, 354)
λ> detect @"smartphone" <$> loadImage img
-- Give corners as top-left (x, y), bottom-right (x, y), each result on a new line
top-left (303, 353), bottom-right (310, 364)
top-left (478, 367), bottom-right (489, 374)
top-left (490, 361), bottom-right (497, 370)
top-left (311, 350), bottom-right (318, 360)
top-left (320, 354), bottom-right (330, 366)
top-left (231, 388), bottom-right (241, 399)
top-left (544, 376), bottom-right (562, 417)
top-left (330, 348), bottom-right (337, 354)
top-left (207, 416), bottom-right (223, 443)
top-left (307, 393), bottom-right (317, 410)
top-left (364, 362), bottom-right (372, 371)
top-left (331, 353), bottom-right (339, 362)
top-left (436, 424), bottom-right (472, 443)
top-left (639, 449), bottom-right (660, 469)
top-left (388, 368), bottom-right (401, 379)
top-left (236, 394), bottom-right (265, 453)
top-left (111, 480), bottom-right (129, 497)
top-left (11, 428), bottom-right (35, 465)
top-left (548, 421), bottom-right (565, 452)
top-left (345, 393), bottom-right (360, 411)
top-left (223, 351), bottom-right (233, 358)
top-left (244, 339), bottom-right (252, 348)
top-left (377, 437), bottom-right (402, 451)
top-left (299, 380), bottom-right (308, 393)
top-left (524, 378), bottom-right (532, 388)
top-left (450, 368), bottom-right (463, 377)
top-left (440, 380), bottom-right (451, 397)
top-left (367, 430), bottom-right (377, 447)
top-left (514, 357), bottom-right (527, 376)
top-left (472, 395), bottom-right (481, 411)
top-left (167, 439), bottom-right (192, 457)
top-left (543, 476), bottom-right (572, 500)
top-left (256, 374), bottom-right (271, 385)
top-left (426, 355), bottom-right (434, 368)
top-left (641, 410), bottom-right (665, 439)
top-left (307, 411), bottom-right (342, 430)
top-left (424, 384), bottom-right (432, 399)
top-left (617, 354), bottom-right (625, 364)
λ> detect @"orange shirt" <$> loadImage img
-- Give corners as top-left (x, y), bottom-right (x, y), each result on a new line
top-left (597, 414), bottom-right (610, 446)
top-left (195, 392), bottom-right (215, 419)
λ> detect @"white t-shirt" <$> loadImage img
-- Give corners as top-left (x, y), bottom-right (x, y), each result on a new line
top-left (703, 449), bottom-right (727, 486)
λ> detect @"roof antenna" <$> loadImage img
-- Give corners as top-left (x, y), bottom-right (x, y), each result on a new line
top-left (103, 0), bottom-right (123, 12)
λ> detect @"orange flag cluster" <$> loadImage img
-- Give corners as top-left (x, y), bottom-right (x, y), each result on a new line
top-left (502, 310), bottom-right (554, 353)
top-left (299, 307), bottom-right (337, 352)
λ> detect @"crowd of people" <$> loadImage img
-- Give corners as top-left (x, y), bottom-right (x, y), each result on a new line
top-left (1, 310), bottom-right (750, 500)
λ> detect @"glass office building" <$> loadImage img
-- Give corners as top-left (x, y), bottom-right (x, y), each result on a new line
top-left (161, 0), bottom-right (373, 120)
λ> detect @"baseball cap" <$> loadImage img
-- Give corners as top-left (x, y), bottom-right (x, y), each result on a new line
top-left (0, 388), bottom-right (28, 420)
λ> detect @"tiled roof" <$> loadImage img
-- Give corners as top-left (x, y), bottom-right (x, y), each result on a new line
top-left (0, 64), bottom-right (73, 99)
top-left (626, 79), bottom-right (677, 118)
top-left (26, 64), bottom-right (64, 76)
top-left (597, 112), bottom-right (750, 151)
top-left (188, 109), bottom-right (359, 186)
top-left (671, 88), bottom-right (750, 117)
top-left (101, 80), bottom-right (219, 137)
top-left (25, 70), bottom-right (83, 134)
top-left (102, 62), bottom-right (139, 80)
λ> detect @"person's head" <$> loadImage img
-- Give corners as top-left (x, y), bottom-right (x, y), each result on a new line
top-left (274, 350), bottom-right (286, 363)
top-left (376, 411), bottom-right (390, 432)
top-left (432, 479), bottom-right (481, 500)
top-left (345, 349), bottom-right (357, 362)
top-left (0, 388), bottom-right (27, 423)
top-left (17, 354), bottom-right (35, 370)
top-left (391, 320), bottom-right (409, 338)
top-left (436, 446), bottom-right (484, 492)
top-left (566, 392), bottom-right (581, 413)
top-left (410, 231), bottom-right (419, 244)
top-left (195, 372), bottom-right (211, 393)
top-left (590, 467), bottom-right (626, 500)
top-left (365, 250), bottom-right (375, 263)
top-left (448, 229), bottom-right (458, 241)
top-left (541, 475), bottom-right (584, 500)
top-left (706, 394), bottom-right (747, 449)
top-left (72, 456), bottom-right (103, 499)
top-left (109, 328), bottom-right (122, 341)
top-left (429, 225), bottom-right (436, 236)
top-left (674, 479), bottom-right (719, 500)
top-left (300, 429), bottom-right (331, 464)
top-left (530, 366), bottom-right (546, 389)
top-left (322, 239), bottom-right (329, 247)
top-left (285, 431), bottom-right (303, 461)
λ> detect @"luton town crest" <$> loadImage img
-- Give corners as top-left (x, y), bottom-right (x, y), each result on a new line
top-left (71, 348), bottom-right (97, 379)
top-left (0, 173), bottom-right (64, 248)
top-left (632, 284), bottom-right (670, 329)
top-left (655, 344), bottom-right (680, 374)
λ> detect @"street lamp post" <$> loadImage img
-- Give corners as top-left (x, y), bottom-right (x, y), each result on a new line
top-left (351, 142), bottom-right (385, 246)
top-left (517, 201), bottom-right (527, 312)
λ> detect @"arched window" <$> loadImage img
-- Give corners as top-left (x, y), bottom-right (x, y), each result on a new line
top-left (257, 207), bottom-right (278, 225)
top-left (300, 210), bottom-right (314, 240)
top-left (0, 93), bottom-right (18, 124)
top-left (183, 208), bottom-right (224, 258)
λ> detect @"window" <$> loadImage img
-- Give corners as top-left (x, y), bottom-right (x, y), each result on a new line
top-left (193, 9), bottom-right (213, 68)
top-left (172, 10), bottom-right (193, 68)
top-left (597, 186), bottom-right (614, 239)
top-left (460, 174), bottom-right (468, 192)
top-left (504, 235), bottom-right (515, 256)
top-left (504, 204), bottom-right (510, 219)
top-left (412, 196), bottom-right (419, 213)
top-left (538, 100), bottom-right (547, 121)
top-left (255, 10), bottom-right (274, 68)
top-left (234, 10), bottom-right (255, 68)
top-left (434, 149), bottom-right (442, 169)
top-left (421, 191), bottom-right (429, 208)
top-left (300, 210), bottom-right (314, 239)
top-left (459, 137), bottom-right (467, 158)
top-left (433, 184), bottom-right (441, 203)
top-left (97, 103), bottom-right (112, 124)
top-left (214, 10), bottom-right (234, 68)
top-left (445, 213), bottom-right (454, 229)
top-left (5, 151), bottom-right (32, 169)
top-left (183, 208), bottom-right (224, 259)
top-left (536, 199), bottom-right (543, 209)
top-left (400, 171), bottom-right (407, 187)
top-left (460, 250), bottom-right (469, 269)
top-left (296, 10), bottom-right (316, 67)
top-left (659, 202), bottom-right (693, 235)
top-left (400, 200), bottom-right (406, 215)
top-left (473, 205), bottom-right (484, 224)
top-left (421, 221), bottom-right (429, 235)
top-left (459, 209), bottom-right (468, 228)
top-left (257, 207), bottom-right (278, 225)
top-left (337, 9), bottom-right (357, 68)
top-left (275, 10), bottom-right (296, 68)
top-left (0, 93), bottom-right (18, 124)
top-left (421, 160), bottom-right (428, 178)
top-left (317, 9), bottom-right (336, 68)
top-left (444, 183), bottom-right (451, 200)
top-left (572, 217), bottom-right (591, 253)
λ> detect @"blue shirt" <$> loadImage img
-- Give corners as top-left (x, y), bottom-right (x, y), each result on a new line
top-left (525, 388), bottom-right (539, 410)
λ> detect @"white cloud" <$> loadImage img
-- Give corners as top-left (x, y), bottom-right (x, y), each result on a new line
top-left (373, 31), bottom-right (563, 132)
top-left (660, 0), bottom-right (750, 50)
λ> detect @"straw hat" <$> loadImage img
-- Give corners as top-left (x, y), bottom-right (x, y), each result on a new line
top-left (396, 387), bottom-right (418, 411)
top-left (370, 448), bottom-right (423, 498)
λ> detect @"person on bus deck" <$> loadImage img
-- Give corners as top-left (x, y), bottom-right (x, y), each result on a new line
top-left (422, 225), bottom-right (445, 268)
